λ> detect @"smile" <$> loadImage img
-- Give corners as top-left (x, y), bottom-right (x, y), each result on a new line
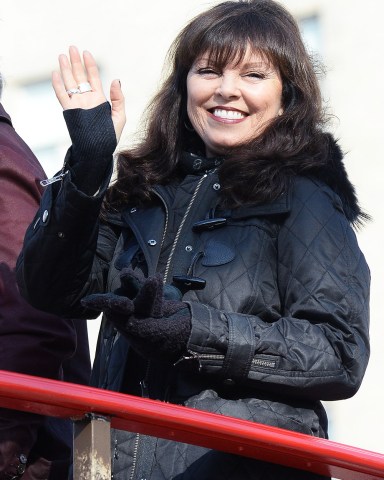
top-left (211, 108), bottom-right (246, 121)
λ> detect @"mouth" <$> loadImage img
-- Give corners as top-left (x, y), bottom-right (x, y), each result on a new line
top-left (208, 107), bottom-right (247, 122)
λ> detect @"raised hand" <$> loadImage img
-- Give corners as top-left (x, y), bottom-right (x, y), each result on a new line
top-left (52, 45), bottom-right (126, 141)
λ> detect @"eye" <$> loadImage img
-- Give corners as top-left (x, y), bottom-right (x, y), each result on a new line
top-left (197, 67), bottom-right (220, 78)
top-left (243, 71), bottom-right (266, 80)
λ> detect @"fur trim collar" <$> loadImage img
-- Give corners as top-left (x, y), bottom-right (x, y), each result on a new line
top-left (301, 134), bottom-right (369, 226)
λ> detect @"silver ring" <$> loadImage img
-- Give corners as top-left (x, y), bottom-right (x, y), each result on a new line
top-left (66, 88), bottom-right (81, 96)
top-left (78, 82), bottom-right (93, 93)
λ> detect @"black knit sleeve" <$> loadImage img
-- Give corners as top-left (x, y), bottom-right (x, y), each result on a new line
top-left (63, 102), bottom-right (117, 195)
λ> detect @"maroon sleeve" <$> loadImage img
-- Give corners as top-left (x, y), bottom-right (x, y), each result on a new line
top-left (0, 107), bottom-right (78, 477)
top-left (0, 116), bottom-right (46, 269)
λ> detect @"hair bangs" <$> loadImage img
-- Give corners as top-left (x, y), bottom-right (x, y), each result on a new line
top-left (188, 12), bottom-right (282, 72)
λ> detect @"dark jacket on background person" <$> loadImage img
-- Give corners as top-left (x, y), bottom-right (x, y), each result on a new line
top-left (0, 103), bottom-right (91, 480)
top-left (17, 104), bottom-right (370, 479)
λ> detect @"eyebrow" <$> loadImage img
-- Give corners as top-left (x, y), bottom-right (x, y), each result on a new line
top-left (194, 58), bottom-right (271, 69)
top-left (240, 62), bottom-right (271, 69)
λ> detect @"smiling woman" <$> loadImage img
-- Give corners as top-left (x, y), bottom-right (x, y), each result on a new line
top-left (16, 0), bottom-right (370, 479)
top-left (187, 47), bottom-right (283, 156)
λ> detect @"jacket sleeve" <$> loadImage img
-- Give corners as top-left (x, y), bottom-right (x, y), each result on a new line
top-left (16, 103), bottom-right (119, 318)
top-left (0, 126), bottom-right (45, 269)
top-left (16, 170), bottom-right (119, 318)
top-left (185, 182), bottom-right (370, 401)
top-left (0, 108), bottom-right (78, 471)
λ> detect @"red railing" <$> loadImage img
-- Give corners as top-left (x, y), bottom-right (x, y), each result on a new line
top-left (0, 370), bottom-right (383, 480)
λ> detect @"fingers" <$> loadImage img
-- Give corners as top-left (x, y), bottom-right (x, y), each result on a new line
top-left (52, 45), bottom-right (107, 111)
top-left (81, 293), bottom-right (134, 315)
top-left (110, 79), bottom-right (126, 142)
top-left (52, 45), bottom-right (126, 142)
top-left (60, 47), bottom-right (79, 90)
top-left (52, 70), bottom-right (69, 109)
top-left (119, 268), bottom-right (145, 298)
top-left (82, 49), bottom-right (104, 93)
top-left (133, 274), bottom-right (164, 318)
top-left (69, 46), bottom-right (88, 86)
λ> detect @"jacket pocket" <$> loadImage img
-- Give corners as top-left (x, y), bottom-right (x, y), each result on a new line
top-left (184, 389), bottom-right (325, 437)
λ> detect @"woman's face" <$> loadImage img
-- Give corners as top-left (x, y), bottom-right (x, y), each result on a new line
top-left (186, 46), bottom-right (283, 157)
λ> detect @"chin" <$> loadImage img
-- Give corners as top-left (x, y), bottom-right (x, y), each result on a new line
top-left (206, 141), bottom-right (236, 156)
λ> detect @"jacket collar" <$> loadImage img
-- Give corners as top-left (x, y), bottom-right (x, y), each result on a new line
top-left (0, 103), bottom-right (12, 126)
top-left (217, 191), bottom-right (291, 219)
top-left (308, 135), bottom-right (367, 226)
top-left (180, 151), bottom-right (224, 175)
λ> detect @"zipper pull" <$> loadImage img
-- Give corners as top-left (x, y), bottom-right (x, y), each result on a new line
top-left (173, 350), bottom-right (202, 370)
top-left (40, 171), bottom-right (68, 187)
top-left (140, 380), bottom-right (149, 398)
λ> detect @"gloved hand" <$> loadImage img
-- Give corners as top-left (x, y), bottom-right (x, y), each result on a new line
top-left (113, 267), bottom-right (182, 301)
top-left (81, 272), bottom-right (191, 362)
top-left (116, 267), bottom-right (146, 299)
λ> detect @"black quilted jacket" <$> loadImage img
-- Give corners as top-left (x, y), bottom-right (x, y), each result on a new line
top-left (17, 111), bottom-right (370, 480)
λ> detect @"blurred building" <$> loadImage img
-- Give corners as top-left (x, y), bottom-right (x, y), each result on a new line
top-left (0, 0), bottom-right (383, 455)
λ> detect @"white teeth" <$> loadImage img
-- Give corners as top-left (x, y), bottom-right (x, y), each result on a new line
top-left (213, 108), bottom-right (245, 120)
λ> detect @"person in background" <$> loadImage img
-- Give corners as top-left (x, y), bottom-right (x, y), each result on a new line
top-left (0, 72), bottom-right (91, 479)
top-left (17, 0), bottom-right (370, 478)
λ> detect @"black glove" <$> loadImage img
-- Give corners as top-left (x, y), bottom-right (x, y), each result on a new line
top-left (118, 267), bottom-right (183, 301)
top-left (81, 272), bottom-right (191, 362)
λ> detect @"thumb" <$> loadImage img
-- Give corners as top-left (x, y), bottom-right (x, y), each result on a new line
top-left (110, 79), bottom-right (126, 142)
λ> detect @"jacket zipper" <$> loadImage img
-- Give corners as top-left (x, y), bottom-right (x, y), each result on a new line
top-left (152, 189), bottom-right (169, 264)
top-left (128, 433), bottom-right (140, 480)
top-left (129, 361), bottom-right (151, 479)
top-left (102, 329), bottom-right (118, 389)
top-left (128, 174), bottom-right (208, 477)
top-left (40, 158), bottom-right (69, 187)
top-left (163, 173), bottom-right (208, 284)
top-left (40, 171), bottom-right (68, 186)
top-left (176, 352), bottom-right (277, 369)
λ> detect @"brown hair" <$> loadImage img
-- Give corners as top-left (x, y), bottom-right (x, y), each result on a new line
top-left (104, 0), bottom-right (328, 213)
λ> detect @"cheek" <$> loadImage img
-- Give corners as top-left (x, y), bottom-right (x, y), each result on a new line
top-left (251, 88), bottom-right (283, 116)
top-left (187, 87), bottom-right (205, 131)
top-left (187, 84), bottom-right (201, 114)
top-left (186, 76), bottom-right (196, 104)
top-left (186, 96), bottom-right (194, 118)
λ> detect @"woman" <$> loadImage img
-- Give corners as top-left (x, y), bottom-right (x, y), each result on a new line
top-left (17, 0), bottom-right (370, 479)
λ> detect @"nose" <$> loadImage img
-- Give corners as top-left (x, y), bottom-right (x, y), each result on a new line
top-left (215, 74), bottom-right (241, 99)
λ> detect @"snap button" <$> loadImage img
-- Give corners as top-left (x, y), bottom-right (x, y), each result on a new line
top-left (148, 239), bottom-right (157, 246)
top-left (16, 453), bottom-right (27, 475)
top-left (212, 183), bottom-right (221, 191)
top-left (42, 210), bottom-right (49, 222)
top-left (223, 378), bottom-right (235, 386)
top-left (185, 245), bottom-right (193, 252)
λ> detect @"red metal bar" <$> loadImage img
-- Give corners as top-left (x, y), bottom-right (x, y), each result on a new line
top-left (0, 370), bottom-right (383, 480)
